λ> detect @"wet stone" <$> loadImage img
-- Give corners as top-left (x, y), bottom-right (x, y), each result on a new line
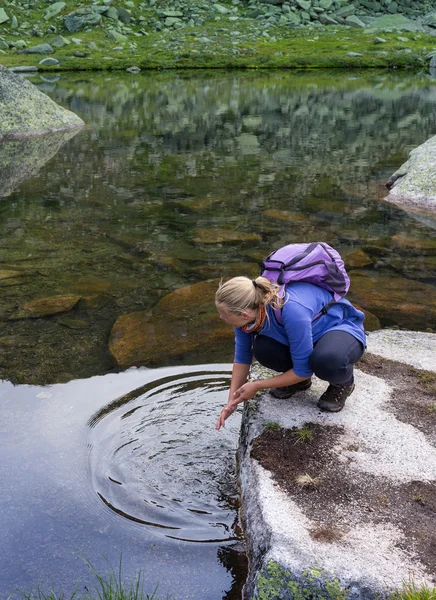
top-left (192, 228), bottom-right (262, 244)
top-left (109, 280), bottom-right (232, 369)
top-left (10, 295), bottom-right (82, 319)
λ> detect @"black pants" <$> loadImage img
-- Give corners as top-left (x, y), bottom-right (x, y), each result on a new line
top-left (253, 331), bottom-right (364, 387)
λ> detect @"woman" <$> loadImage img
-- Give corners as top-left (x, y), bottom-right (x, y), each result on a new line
top-left (215, 276), bottom-right (366, 430)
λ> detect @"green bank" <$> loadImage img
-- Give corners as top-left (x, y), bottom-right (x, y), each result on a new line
top-left (1, 0), bottom-right (436, 70)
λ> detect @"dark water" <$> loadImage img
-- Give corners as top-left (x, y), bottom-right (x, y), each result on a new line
top-left (1, 69), bottom-right (436, 599)
top-left (0, 365), bottom-right (245, 600)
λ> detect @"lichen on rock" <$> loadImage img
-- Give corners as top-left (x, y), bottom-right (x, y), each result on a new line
top-left (0, 66), bottom-right (84, 138)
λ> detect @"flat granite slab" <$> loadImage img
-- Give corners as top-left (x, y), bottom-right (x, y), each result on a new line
top-left (238, 330), bottom-right (436, 599)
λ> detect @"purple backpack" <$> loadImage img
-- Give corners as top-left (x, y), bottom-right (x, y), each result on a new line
top-left (261, 242), bottom-right (350, 324)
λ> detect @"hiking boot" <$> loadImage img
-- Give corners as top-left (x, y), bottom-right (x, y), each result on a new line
top-left (270, 378), bottom-right (312, 399)
top-left (317, 383), bottom-right (355, 413)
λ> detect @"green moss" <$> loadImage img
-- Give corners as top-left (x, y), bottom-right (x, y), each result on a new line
top-left (255, 560), bottom-right (348, 600)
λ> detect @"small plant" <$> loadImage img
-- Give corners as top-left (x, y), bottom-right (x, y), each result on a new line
top-left (412, 494), bottom-right (426, 506)
top-left (295, 473), bottom-right (322, 488)
top-left (264, 421), bottom-right (281, 431)
top-left (292, 425), bottom-right (313, 445)
top-left (10, 556), bottom-right (164, 600)
top-left (389, 580), bottom-right (436, 600)
top-left (426, 403), bottom-right (436, 413)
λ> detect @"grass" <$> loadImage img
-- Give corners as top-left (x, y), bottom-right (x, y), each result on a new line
top-left (264, 421), bottom-right (281, 431)
top-left (292, 425), bottom-right (313, 445)
top-left (9, 557), bottom-right (165, 600)
top-left (390, 581), bottom-right (436, 600)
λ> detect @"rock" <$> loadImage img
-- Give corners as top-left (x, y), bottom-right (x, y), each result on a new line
top-left (335, 5), bottom-right (355, 18)
top-left (117, 7), bottom-right (132, 23)
top-left (213, 3), bottom-right (230, 15)
top-left (106, 7), bottom-right (119, 20)
top-left (106, 30), bottom-right (128, 42)
top-left (44, 2), bottom-right (66, 21)
top-left (0, 269), bottom-right (22, 281)
top-left (385, 135), bottom-right (436, 223)
top-left (240, 330), bottom-right (436, 599)
top-left (7, 65), bottom-right (38, 73)
top-left (387, 1), bottom-right (398, 13)
top-left (374, 36), bottom-right (387, 43)
top-left (296, 0), bottom-right (311, 10)
top-left (0, 40), bottom-right (8, 51)
top-left (319, 13), bottom-right (338, 24)
top-left (65, 8), bottom-right (102, 32)
top-left (38, 57), bottom-right (59, 65)
top-left (9, 40), bottom-right (27, 50)
top-left (11, 295), bottom-right (82, 319)
top-left (22, 43), bottom-right (54, 55)
top-left (423, 11), bottom-right (436, 28)
top-left (319, 0), bottom-right (333, 8)
top-left (160, 10), bottom-right (183, 18)
top-left (367, 14), bottom-right (423, 32)
top-left (345, 15), bottom-right (366, 28)
top-left (346, 51), bottom-right (363, 57)
top-left (11, 16), bottom-right (18, 29)
top-left (0, 8), bottom-right (9, 24)
top-left (349, 270), bottom-right (436, 328)
top-left (126, 66), bottom-right (140, 73)
top-left (109, 280), bottom-right (232, 368)
top-left (193, 228), bottom-right (261, 244)
top-left (50, 35), bottom-right (70, 48)
top-left (165, 17), bottom-right (182, 27)
top-left (0, 66), bottom-right (84, 139)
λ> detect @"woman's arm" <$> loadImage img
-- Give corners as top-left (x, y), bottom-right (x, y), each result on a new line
top-left (216, 362), bottom-right (250, 430)
top-left (232, 368), bottom-right (307, 403)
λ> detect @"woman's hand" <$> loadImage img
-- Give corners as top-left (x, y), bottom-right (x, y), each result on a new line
top-left (233, 381), bottom-right (259, 402)
top-left (216, 403), bottom-right (238, 430)
top-left (216, 381), bottom-right (261, 430)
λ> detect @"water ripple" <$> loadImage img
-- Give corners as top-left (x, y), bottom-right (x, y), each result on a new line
top-left (87, 370), bottom-right (242, 542)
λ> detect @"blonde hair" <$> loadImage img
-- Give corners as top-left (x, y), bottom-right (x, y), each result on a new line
top-left (215, 276), bottom-right (283, 314)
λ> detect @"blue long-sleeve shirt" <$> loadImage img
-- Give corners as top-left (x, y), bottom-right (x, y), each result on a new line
top-left (233, 282), bottom-right (366, 378)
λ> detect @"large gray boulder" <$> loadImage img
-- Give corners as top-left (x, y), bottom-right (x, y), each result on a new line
top-left (385, 135), bottom-right (436, 228)
top-left (0, 66), bottom-right (84, 138)
top-left (238, 330), bottom-right (436, 599)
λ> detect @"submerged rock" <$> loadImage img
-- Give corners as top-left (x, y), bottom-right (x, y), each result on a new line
top-left (0, 66), bottom-right (84, 139)
top-left (10, 295), bottom-right (82, 319)
top-left (109, 280), bottom-right (232, 368)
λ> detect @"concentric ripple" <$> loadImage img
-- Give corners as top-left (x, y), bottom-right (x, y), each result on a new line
top-left (87, 369), bottom-right (242, 542)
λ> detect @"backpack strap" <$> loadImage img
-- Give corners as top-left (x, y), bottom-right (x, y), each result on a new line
top-left (273, 296), bottom-right (338, 325)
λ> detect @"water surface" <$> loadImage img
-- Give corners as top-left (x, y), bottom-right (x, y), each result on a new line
top-left (0, 365), bottom-right (244, 600)
top-left (1, 69), bottom-right (436, 599)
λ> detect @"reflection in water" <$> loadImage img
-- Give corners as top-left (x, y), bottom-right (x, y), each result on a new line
top-left (88, 371), bottom-right (241, 542)
top-left (0, 71), bottom-right (435, 385)
top-left (0, 365), bottom-right (247, 600)
top-left (0, 129), bottom-right (81, 198)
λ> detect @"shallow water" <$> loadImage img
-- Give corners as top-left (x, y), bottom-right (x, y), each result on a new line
top-left (0, 365), bottom-right (244, 599)
top-left (1, 69), bottom-right (436, 599)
